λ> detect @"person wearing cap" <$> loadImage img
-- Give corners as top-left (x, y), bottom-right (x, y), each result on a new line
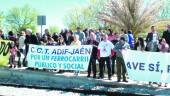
top-left (114, 37), bottom-right (130, 82)
top-left (24, 28), bottom-right (39, 67)
top-left (97, 34), bottom-right (115, 80)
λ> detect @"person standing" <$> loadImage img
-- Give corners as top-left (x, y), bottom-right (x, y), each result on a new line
top-left (146, 27), bottom-right (160, 85)
top-left (158, 38), bottom-right (169, 53)
top-left (121, 29), bottom-right (129, 43)
top-left (107, 29), bottom-right (117, 76)
top-left (24, 29), bottom-right (39, 67)
top-left (71, 35), bottom-right (81, 46)
top-left (9, 42), bottom-right (18, 68)
top-left (127, 30), bottom-right (135, 49)
top-left (87, 32), bottom-right (99, 78)
top-left (134, 37), bottom-right (145, 51)
top-left (74, 27), bottom-right (85, 44)
top-left (18, 31), bottom-right (26, 67)
top-left (71, 35), bottom-right (81, 76)
top-left (162, 25), bottom-right (170, 51)
top-left (158, 38), bottom-right (169, 87)
top-left (97, 34), bottom-right (115, 80)
top-left (95, 28), bottom-right (102, 42)
top-left (65, 30), bottom-right (74, 45)
top-left (114, 37), bottom-right (130, 82)
top-left (146, 26), bottom-right (159, 52)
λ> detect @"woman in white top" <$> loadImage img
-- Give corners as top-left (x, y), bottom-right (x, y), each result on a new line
top-left (18, 31), bottom-right (26, 67)
top-left (19, 31), bottom-right (26, 53)
top-left (158, 38), bottom-right (169, 87)
top-left (71, 35), bottom-right (81, 76)
top-left (71, 35), bottom-right (81, 46)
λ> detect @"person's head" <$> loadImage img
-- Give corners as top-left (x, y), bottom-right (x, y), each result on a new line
top-left (45, 29), bottom-right (49, 35)
top-left (89, 29), bottom-right (93, 35)
top-left (83, 28), bottom-right (88, 33)
top-left (120, 37), bottom-right (126, 44)
top-left (26, 28), bottom-right (32, 35)
top-left (102, 34), bottom-right (108, 41)
top-left (66, 30), bottom-right (73, 36)
top-left (161, 38), bottom-right (167, 44)
top-left (64, 29), bottom-right (68, 33)
top-left (69, 30), bottom-right (73, 35)
top-left (10, 42), bottom-right (15, 48)
top-left (90, 32), bottom-right (96, 40)
top-left (21, 31), bottom-right (26, 36)
top-left (124, 30), bottom-right (127, 34)
top-left (128, 30), bottom-right (132, 34)
top-left (167, 25), bottom-right (170, 30)
top-left (73, 34), bottom-right (79, 42)
top-left (99, 28), bottom-right (102, 32)
top-left (8, 31), bottom-right (14, 36)
top-left (36, 32), bottom-right (40, 36)
top-left (77, 27), bottom-right (81, 32)
top-left (151, 26), bottom-right (155, 32)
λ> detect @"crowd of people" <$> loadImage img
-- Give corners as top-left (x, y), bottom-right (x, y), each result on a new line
top-left (0, 25), bottom-right (170, 87)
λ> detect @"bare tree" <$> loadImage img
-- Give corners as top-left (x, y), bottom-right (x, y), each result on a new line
top-left (98, 0), bottom-right (163, 36)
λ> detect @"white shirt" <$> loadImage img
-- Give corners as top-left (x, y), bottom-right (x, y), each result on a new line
top-left (98, 40), bottom-right (114, 57)
top-left (19, 36), bottom-right (25, 49)
top-left (152, 32), bottom-right (158, 43)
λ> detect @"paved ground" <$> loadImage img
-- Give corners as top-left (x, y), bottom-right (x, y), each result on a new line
top-left (1, 68), bottom-right (170, 96)
top-left (0, 85), bottom-right (85, 96)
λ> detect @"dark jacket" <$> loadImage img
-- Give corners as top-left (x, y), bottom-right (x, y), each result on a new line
top-left (87, 40), bottom-right (99, 59)
top-left (66, 36), bottom-right (74, 45)
top-left (0, 34), bottom-right (4, 39)
top-left (25, 34), bottom-right (39, 55)
top-left (162, 30), bottom-right (170, 46)
top-left (146, 33), bottom-right (153, 42)
top-left (25, 34), bottom-right (39, 45)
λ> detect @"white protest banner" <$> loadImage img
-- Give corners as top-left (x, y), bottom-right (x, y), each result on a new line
top-left (122, 50), bottom-right (170, 83)
top-left (27, 44), bottom-right (92, 71)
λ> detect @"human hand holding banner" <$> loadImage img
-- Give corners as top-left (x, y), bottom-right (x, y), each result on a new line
top-left (27, 44), bottom-right (92, 71)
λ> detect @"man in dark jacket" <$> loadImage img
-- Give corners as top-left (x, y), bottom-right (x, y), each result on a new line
top-left (24, 29), bottom-right (39, 67)
top-left (145, 26), bottom-right (159, 52)
top-left (87, 31), bottom-right (99, 78)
